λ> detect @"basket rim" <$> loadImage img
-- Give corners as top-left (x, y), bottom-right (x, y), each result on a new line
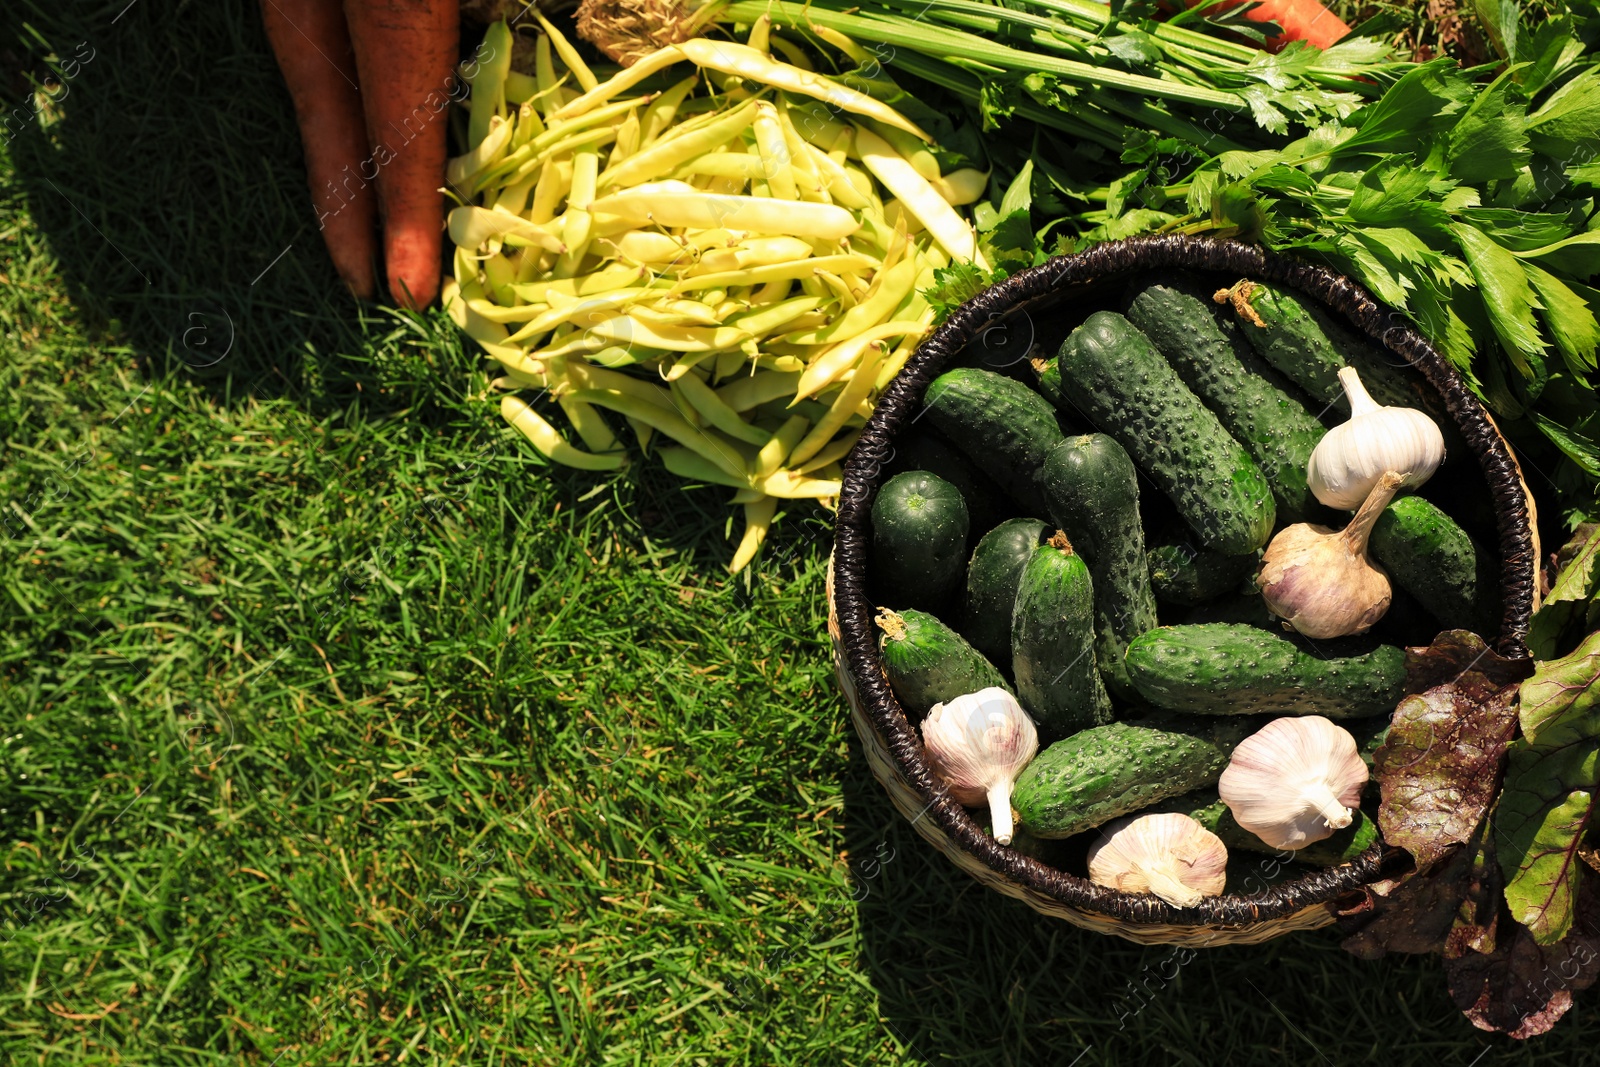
top-left (829, 233), bottom-right (1538, 929)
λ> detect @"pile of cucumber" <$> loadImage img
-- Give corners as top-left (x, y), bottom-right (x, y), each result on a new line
top-left (868, 276), bottom-right (1502, 886)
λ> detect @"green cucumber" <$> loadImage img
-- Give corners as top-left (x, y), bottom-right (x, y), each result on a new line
top-left (1223, 281), bottom-right (1424, 413)
top-left (1032, 356), bottom-right (1063, 408)
top-left (1012, 717), bottom-right (1252, 838)
top-left (871, 471), bottom-right (969, 613)
top-left (962, 518), bottom-right (1049, 668)
top-left (1370, 495), bottom-right (1499, 633)
top-left (875, 608), bottom-right (1009, 720)
top-left (883, 432), bottom-right (1010, 539)
top-left (922, 367), bottom-right (1068, 516)
top-left (1127, 279), bottom-right (1330, 525)
top-left (1153, 791), bottom-right (1379, 867)
top-left (1147, 542), bottom-right (1258, 607)
top-left (1054, 311), bottom-right (1275, 554)
top-left (1011, 533), bottom-right (1112, 735)
top-left (1126, 623), bottom-right (1407, 719)
top-left (1038, 434), bottom-right (1158, 701)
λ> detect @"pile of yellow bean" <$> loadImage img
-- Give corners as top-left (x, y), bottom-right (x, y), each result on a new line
top-left (443, 16), bottom-right (984, 570)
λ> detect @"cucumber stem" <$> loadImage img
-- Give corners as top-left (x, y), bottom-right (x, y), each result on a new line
top-left (987, 782), bottom-right (1015, 845)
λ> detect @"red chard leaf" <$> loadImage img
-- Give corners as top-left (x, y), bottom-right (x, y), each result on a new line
top-left (1375, 632), bottom-right (1529, 869)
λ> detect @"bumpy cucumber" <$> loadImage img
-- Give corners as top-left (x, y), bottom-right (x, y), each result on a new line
top-left (1127, 280), bottom-right (1329, 525)
top-left (1147, 542), bottom-right (1258, 607)
top-left (1370, 495), bottom-right (1499, 633)
top-left (1039, 434), bottom-right (1158, 700)
top-left (884, 432), bottom-right (1010, 539)
top-left (871, 471), bottom-right (969, 611)
top-left (1011, 534), bottom-right (1112, 736)
top-left (1054, 312), bottom-right (1275, 554)
top-left (1153, 791), bottom-right (1379, 867)
top-left (1012, 717), bottom-right (1252, 838)
top-left (962, 518), bottom-right (1048, 669)
top-left (876, 608), bottom-right (1009, 719)
top-left (922, 367), bottom-right (1067, 516)
top-left (1125, 623), bottom-right (1407, 718)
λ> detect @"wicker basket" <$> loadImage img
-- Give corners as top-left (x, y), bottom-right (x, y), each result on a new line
top-left (827, 235), bottom-right (1540, 947)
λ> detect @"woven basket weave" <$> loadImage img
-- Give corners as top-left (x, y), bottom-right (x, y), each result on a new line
top-left (828, 235), bottom-right (1540, 947)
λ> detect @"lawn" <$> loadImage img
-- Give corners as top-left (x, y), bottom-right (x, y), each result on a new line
top-left (0, 1), bottom-right (1595, 1063)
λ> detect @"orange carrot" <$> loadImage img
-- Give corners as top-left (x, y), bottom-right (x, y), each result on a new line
top-left (1184, 0), bottom-right (1351, 50)
top-left (260, 0), bottom-right (379, 300)
top-left (344, 0), bottom-right (461, 309)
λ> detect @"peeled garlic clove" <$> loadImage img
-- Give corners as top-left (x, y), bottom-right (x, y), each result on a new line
top-left (1087, 813), bottom-right (1228, 907)
top-left (1259, 470), bottom-right (1401, 638)
top-left (1307, 366), bottom-right (1445, 510)
top-left (920, 687), bottom-right (1038, 845)
top-left (1219, 715), bottom-right (1369, 851)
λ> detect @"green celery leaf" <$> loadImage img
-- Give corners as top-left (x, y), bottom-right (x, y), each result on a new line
top-left (1529, 525), bottom-right (1600, 659)
top-left (1458, 207), bottom-right (1583, 251)
top-left (982, 209), bottom-right (1036, 260)
top-left (926, 261), bottom-right (1002, 320)
top-left (1525, 261), bottom-right (1600, 375)
top-left (1102, 31), bottom-right (1161, 67)
top-left (1216, 149), bottom-right (1280, 180)
top-left (1335, 233), bottom-right (1413, 306)
top-left (1533, 412), bottom-right (1600, 478)
top-left (999, 159), bottom-right (1033, 219)
top-left (1517, 18), bottom-right (1588, 95)
top-left (1447, 70), bottom-right (1531, 182)
top-left (1569, 160), bottom-right (1600, 188)
top-left (1185, 168), bottom-right (1220, 216)
top-left (1337, 60), bottom-right (1461, 156)
top-left (1516, 231), bottom-right (1600, 277)
top-left (1106, 166), bottom-right (1149, 218)
top-left (1453, 224), bottom-right (1549, 378)
top-left (1077, 207), bottom-right (1177, 244)
top-left (1411, 284), bottom-right (1480, 373)
top-left (1527, 67), bottom-right (1600, 159)
top-left (1342, 162), bottom-right (1453, 230)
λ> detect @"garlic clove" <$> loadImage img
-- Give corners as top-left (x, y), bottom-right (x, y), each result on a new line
top-left (1307, 366), bottom-right (1445, 510)
top-left (920, 687), bottom-right (1038, 845)
top-left (1218, 716), bottom-right (1369, 851)
top-left (1258, 470), bottom-right (1401, 638)
top-left (1087, 813), bottom-right (1228, 907)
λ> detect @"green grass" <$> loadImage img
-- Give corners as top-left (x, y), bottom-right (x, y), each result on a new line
top-left (0, 1), bottom-right (1596, 1063)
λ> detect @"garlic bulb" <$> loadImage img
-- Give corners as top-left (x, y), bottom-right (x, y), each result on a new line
top-left (1218, 716), bottom-right (1369, 851)
top-left (920, 687), bottom-right (1038, 845)
top-left (1087, 813), bottom-right (1228, 907)
top-left (1258, 470), bottom-right (1402, 638)
top-left (1307, 366), bottom-right (1445, 510)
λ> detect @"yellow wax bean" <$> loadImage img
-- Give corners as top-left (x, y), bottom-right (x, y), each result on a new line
top-left (559, 361), bottom-right (675, 407)
top-left (811, 26), bottom-right (873, 64)
top-left (767, 36), bottom-right (812, 70)
top-left (587, 316), bottom-right (750, 352)
top-left (788, 100), bottom-right (851, 150)
top-left (749, 279), bottom-right (792, 305)
top-left (754, 354), bottom-right (807, 373)
top-left (730, 494), bottom-right (778, 572)
top-left (753, 103), bottom-right (799, 201)
top-left (626, 415), bottom-right (654, 453)
top-left (552, 46), bottom-right (685, 121)
top-left (449, 207), bottom-right (565, 254)
top-left (502, 395), bottom-right (625, 471)
top-left (870, 120), bottom-right (941, 182)
top-left (481, 252), bottom-right (517, 304)
top-left (747, 13), bottom-right (772, 52)
top-left (665, 349), bottom-right (718, 382)
top-left (758, 468), bottom-right (843, 499)
top-left (504, 71), bottom-right (540, 106)
top-left (640, 75), bottom-right (700, 143)
top-left (678, 39), bottom-right (929, 142)
top-left (599, 99), bottom-right (761, 191)
top-left (660, 447), bottom-right (748, 490)
top-left (794, 430), bottom-right (862, 475)
top-left (493, 169), bottom-right (540, 217)
top-left (712, 349), bottom-right (746, 381)
top-left (802, 144), bottom-right (870, 210)
top-left (787, 254), bottom-right (919, 346)
top-left (757, 415), bottom-right (810, 478)
top-left (506, 288), bottom-right (652, 342)
top-left (689, 236), bottom-right (815, 276)
top-left (568, 388), bottom-right (748, 479)
top-left (776, 98), bottom-right (825, 199)
top-left (535, 36), bottom-right (558, 118)
top-left (467, 298), bottom-right (548, 324)
top-left (487, 126), bottom-right (618, 195)
top-left (931, 168), bottom-right (990, 206)
top-left (558, 393), bottom-right (622, 454)
top-left (671, 152), bottom-right (768, 181)
top-left (788, 341), bottom-right (888, 467)
top-left (717, 370), bottom-right (803, 413)
top-left (447, 115), bottom-right (512, 189)
top-left (793, 320), bottom-right (928, 402)
top-left (812, 270), bottom-right (857, 309)
top-left (510, 263), bottom-right (647, 302)
top-left (600, 230), bottom-right (690, 266)
top-left (528, 159), bottom-right (571, 225)
top-left (673, 374), bottom-right (772, 446)
top-left (671, 254), bottom-right (877, 293)
top-left (629, 300), bottom-right (722, 327)
top-left (729, 486), bottom-right (766, 503)
top-left (853, 124), bottom-right (981, 267)
top-left (612, 111), bottom-right (642, 162)
top-left (588, 191), bottom-right (858, 241)
top-left (555, 149), bottom-right (600, 277)
top-left (536, 14), bottom-right (599, 91)
top-left (726, 294), bottom-right (824, 337)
